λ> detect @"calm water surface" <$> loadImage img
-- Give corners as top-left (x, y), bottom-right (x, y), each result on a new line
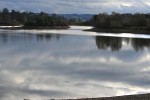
top-left (0, 26), bottom-right (150, 100)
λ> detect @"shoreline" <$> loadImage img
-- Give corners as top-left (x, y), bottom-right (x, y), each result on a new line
top-left (66, 93), bottom-right (150, 100)
top-left (0, 26), bottom-right (70, 30)
top-left (85, 28), bottom-right (150, 35)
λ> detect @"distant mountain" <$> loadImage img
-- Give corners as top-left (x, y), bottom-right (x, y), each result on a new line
top-left (49, 14), bottom-right (94, 21)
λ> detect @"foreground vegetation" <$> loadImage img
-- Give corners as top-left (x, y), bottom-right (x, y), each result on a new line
top-left (0, 8), bottom-right (69, 29)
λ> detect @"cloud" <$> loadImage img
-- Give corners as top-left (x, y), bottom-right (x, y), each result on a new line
top-left (0, 0), bottom-right (150, 14)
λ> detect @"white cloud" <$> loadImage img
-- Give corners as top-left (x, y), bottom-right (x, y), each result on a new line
top-left (0, 0), bottom-right (149, 14)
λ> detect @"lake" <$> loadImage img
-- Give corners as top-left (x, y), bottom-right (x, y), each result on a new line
top-left (0, 26), bottom-right (150, 100)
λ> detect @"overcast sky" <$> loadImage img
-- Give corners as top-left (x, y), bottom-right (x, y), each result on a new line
top-left (1, 0), bottom-right (150, 14)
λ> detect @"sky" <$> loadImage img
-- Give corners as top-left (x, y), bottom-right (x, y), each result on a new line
top-left (1, 0), bottom-right (150, 14)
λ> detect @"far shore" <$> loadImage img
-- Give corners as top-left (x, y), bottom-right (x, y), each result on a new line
top-left (85, 28), bottom-right (150, 34)
top-left (66, 93), bottom-right (150, 100)
top-left (0, 25), bottom-right (70, 30)
top-left (24, 93), bottom-right (150, 100)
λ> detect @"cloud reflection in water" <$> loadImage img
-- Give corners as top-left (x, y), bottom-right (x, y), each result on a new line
top-left (0, 27), bottom-right (150, 100)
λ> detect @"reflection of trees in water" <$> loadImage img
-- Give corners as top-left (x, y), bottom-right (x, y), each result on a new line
top-left (0, 33), bottom-right (8, 43)
top-left (1, 33), bottom-right (150, 52)
top-left (96, 36), bottom-right (150, 52)
top-left (96, 36), bottom-right (122, 51)
top-left (36, 34), bottom-right (61, 41)
top-left (0, 33), bottom-right (62, 43)
top-left (36, 34), bottom-right (52, 41)
top-left (131, 38), bottom-right (150, 51)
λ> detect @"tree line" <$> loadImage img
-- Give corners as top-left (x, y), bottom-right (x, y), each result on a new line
top-left (2, 7), bottom-right (150, 30)
top-left (92, 12), bottom-right (150, 30)
top-left (0, 8), bottom-right (68, 27)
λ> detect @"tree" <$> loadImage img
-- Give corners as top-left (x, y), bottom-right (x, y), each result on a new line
top-left (2, 8), bottom-right (9, 15)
